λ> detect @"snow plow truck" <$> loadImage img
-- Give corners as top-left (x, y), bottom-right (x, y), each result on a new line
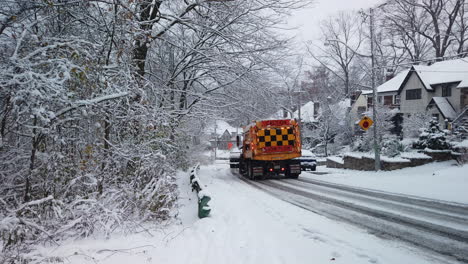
top-left (230, 119), bottom-right (302, 180)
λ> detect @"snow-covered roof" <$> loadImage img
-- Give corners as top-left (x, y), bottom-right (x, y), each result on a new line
top-left (361, 90), bottom-right (373, 95)
top-left (293, 101), bottom-right (317, 123)
top-left (207, 120), bottom-right (240, 136)
top-left (414, 59), bottom-right (468, 89)
top-left (428, 97), bottom-right (457, 119)
top-left (375, 58), bottom-right (468, 94)
top-left (376, 69), bottom-right (409, 93)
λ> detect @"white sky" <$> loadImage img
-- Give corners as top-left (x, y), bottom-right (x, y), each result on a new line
top-left (286, 0), bottom-right (382, 43)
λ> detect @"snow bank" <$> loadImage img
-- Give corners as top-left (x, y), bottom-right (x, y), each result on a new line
top-left (400, 152), bottom-right (432, 159)
top-left (453, 140), bottom-right (468, 148)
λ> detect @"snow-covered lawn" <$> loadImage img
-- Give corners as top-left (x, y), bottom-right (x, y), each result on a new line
top-left (303, 161), bottom-right (468, 204)
top-left (32, 161), bottom-right (457, 264)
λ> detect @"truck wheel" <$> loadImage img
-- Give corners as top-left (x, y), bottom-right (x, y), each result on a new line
top-left (248, 163), bottom-right (255, 180)
top-left (289, 174), bottom-right (299, 179)
top-left (238, 162), bottom-right (244, 175)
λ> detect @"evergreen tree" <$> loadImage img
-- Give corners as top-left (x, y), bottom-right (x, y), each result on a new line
top-left (413, 119), bottom-right (451, 150)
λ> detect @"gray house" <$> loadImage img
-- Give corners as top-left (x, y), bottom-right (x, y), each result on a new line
top-left (396, 59), bottom-right (468, 126)
top-left (366, 59), bottom-right (468, 130)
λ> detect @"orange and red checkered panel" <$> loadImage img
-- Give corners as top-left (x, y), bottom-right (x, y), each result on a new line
top-left (257, 128), bottom-right (295, 148)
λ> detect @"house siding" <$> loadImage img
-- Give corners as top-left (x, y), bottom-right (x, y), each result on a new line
top-left (432, 83), bottom-right (461, 112)
top-left (426, 105), bottom-right (445, 125)
top-left (399, 72), bottom-right (432, 114)
top-left (350, 93), bottom-right (368, 118)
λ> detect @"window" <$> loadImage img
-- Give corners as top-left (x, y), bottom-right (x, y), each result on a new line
top-left (394, 95), bottom-right (400, 105)
top-left (442, 84), bottom-right (451, 97)
top-left (406, 89), bottom-right (422, 100)
top-left (378, 96), bottom-right (382, 104)
top-left (367, 97), bottom-right (373, 108)
top-left (383, 96), bottom-right (393, 105)
top-left (357, 106), bottom-right (366, 114)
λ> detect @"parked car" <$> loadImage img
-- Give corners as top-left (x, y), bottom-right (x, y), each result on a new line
top-left (296, 149), bottom-right (317, 171)
top-left (229, 149), bottom-right (241, 168)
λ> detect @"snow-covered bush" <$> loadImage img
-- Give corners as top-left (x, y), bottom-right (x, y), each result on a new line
top-left (403, 113), bottom-right (432, 138)
top-left (413, 119), bottom-right (451, 150)
top-left (351, 134), bottom-right (373, 152)
top-left (381, 137), bottom-right (406, 157)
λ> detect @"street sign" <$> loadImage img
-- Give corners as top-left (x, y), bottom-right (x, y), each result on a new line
top-left (359, 116), bottom-right (374, 130)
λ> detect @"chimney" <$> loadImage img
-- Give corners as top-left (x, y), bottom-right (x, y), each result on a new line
top-left (385, 68), bottom-right (394, 81)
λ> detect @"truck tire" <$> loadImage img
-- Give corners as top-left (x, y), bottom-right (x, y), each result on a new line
top-left (247, 162), bottom-right (255, 180)
top-left (289, 174), bottom-right (299, 179)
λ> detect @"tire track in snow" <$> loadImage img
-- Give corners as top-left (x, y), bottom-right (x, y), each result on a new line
top-left (297, 177), bottom-right (468, 218)
top-left (234, 172), bottom-right (468, 263)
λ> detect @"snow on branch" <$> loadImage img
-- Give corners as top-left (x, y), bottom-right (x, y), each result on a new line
top-left (52, 92), bottom-right (130, 120)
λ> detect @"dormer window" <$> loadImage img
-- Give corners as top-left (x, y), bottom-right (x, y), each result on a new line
top-left (441, 84), bottom-right (451, 97)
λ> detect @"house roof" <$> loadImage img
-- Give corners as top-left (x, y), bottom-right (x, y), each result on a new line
top-left (375, 58), bottom-right (468, 95)
top-left (415, 59), bottom-right (468, 88)
top-left (428, 97), bottom-right (457, 119)
top-left (376, 69), bottom-right (409, 93)
top-left (208, 120), bottom-right (240, 136)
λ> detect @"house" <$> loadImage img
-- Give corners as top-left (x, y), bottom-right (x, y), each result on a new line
top-left (208, 120), bottom-right (240, 150)
top-left (268, 101), bottom-right (320, 125)
top-left (292, 101), bottom-right (320, 125)
top-left (354, 59), bottom-right (468, 131)
top-left (350, 69), bottom-right (409, 118)
top-left (396, 59), bottom-right (468, 127)
top-left (375, 69), bottom-right (409, 108)
top-left (350, 90), bottom-right (372, 118)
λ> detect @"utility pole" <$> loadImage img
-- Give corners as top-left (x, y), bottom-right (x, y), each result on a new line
top-left (370, 7), bottom-right (381, 171)
top-left (214, 120), bottom-right (217, 160)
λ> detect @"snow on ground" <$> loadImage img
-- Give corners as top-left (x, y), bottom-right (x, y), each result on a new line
top-left (303, 161), bottom-right (468, 204)
top-left (33, 161), bottom-right (459, 264)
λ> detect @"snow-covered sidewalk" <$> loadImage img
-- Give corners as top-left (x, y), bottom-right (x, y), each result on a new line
top-left (33, 161), bottom-right (459, 264)
top-left (302, 161), bottom-right (468, 204)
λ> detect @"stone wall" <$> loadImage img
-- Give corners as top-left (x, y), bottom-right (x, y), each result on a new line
top-left (343, 156), bottom-right (375, 171)
top-left (422, 150), bottom-right (453, 161)
top-left (326, 158), bottom-right (344, 168)
top-left (333, 154), bottom-right (435, 171)
top-left (381, 160), bottom-right (411, 171)
top-left (452, 146), bottom-right (468, 164)
top-left (405, 158), bottom-right (433, 167)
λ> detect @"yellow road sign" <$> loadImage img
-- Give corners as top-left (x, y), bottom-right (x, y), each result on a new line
top-left (359, 116), bottom-right (374, 130)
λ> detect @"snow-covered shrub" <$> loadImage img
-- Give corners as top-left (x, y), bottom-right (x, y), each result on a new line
top-left (403, 113), bottom-right (432, 138)
top-left (413, 119), bottom-right (451, 150)
top-left (352, 133), bottom-right (373, 152)
top-left (381, 137), bottom-right (406, 157)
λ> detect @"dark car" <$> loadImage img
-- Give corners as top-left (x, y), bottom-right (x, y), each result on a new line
top-left (296, 150), bottom-right (317, 171)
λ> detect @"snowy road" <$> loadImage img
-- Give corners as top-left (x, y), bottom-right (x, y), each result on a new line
top-left (241, 175), bottom-right (468, 263)
top-left (36, 163), bottom-right (466, 264)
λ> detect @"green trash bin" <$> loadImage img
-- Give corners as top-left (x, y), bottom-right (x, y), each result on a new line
top-left (198, 195), bottom-right (211, 218)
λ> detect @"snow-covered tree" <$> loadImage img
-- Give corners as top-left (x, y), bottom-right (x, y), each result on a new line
top-left (0, 0), bottom-right (311, 260)
top-left (413, 118), bottom-right (451, 150)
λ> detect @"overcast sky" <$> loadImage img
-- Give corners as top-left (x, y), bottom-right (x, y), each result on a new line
top-left (287, 0), bottom-right (382, 43)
